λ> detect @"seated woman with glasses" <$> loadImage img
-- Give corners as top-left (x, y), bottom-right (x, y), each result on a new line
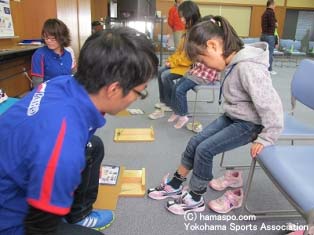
top-left (31, 18), bottom-right (76, 88)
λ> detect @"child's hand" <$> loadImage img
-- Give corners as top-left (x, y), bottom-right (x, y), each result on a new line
top-left (165, 61), bottom-right (171, 67)
top-left (250, 142), bottom-right (264, 158)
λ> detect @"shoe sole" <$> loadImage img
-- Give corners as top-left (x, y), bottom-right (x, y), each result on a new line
top-left (166, 203), bottom-right (206, 215)
top-left (154, 104), bottom-right (164, 109)
top-left (148, 114), bottom-right (165, 120)
top-left (94, 214), bottom-right (115, 231)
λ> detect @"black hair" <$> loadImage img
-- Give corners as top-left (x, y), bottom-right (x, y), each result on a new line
top-left (186, 15), bottom-right (243, 60)
top-left (41, 18), bottom-right (71, 48)
top-left (92, 21), bottom-right (102, 27)
top-left (178, 1), bottom-right (201, 30)
top-left (201, 15), bottom-right (214, 22)
top-left (267, 0), bottom-right (275, 7)
top-left (75, 27), bottom-right (159, 95)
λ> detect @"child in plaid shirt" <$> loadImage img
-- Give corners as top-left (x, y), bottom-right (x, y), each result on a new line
top-left (168, 62), bottom-right (219, 129)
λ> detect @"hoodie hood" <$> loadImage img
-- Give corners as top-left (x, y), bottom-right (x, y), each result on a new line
top-left (227, 42), bottom-right (269, 69)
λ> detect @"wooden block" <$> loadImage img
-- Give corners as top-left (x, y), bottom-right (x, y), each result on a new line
top-left (116, 109), bottom-right (130, 117)
top-left (119, 168), bottom-right (146, 197)
top-left (93, 166), bottom-right (125, 211)
top-left (114, 127), bottom-right (154, 142)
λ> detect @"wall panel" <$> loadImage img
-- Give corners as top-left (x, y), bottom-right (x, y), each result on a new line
top-left (91, 0), bottom-right (108, 21)
top-left (78, 0), bottom-right (92, 50)
top-left (0, 0), bottom-right (56, 49)
top-left (200, 5), bottom-right (251, 37)
top-left (287, 0), bottom-right (314, 8)
top-left (56, 0), bottom-right (80, 57)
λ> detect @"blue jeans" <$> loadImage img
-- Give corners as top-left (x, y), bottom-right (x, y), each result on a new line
top-left (65, 135), bottom-right (104, 224)
top-left (260, 34), bottom-right (275, 71)
top-left (158, 66), bottom-right (181, 106)
top-left (181, 114), bottom-right (263, 193)
top-left (171, 77), bottom-right (197, 116)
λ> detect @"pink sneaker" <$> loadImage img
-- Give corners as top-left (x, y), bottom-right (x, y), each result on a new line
top-left (208, 188), bottom-right (243, 214)
top-left (166, 192), bottom-right (205, 215)
top-left (174, 116), bottom-right (189, 129)
top-left (148, 109), bottom-right (164, 120)
top-left (147, 174), bottom-right (183, 200)
top-left (168, 113), bottom-right (178, 122)
top-left (287, 231), bottom-right (305, 235)
top-left (209, 170), bottom-right (243, 191)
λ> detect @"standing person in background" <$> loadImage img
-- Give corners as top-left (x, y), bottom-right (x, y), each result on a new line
top-left (168, 0), bottom-right (185, 49)
top-left (31, 18), bottom-right (75, 88)
top-left (260, 0), bottom-right (277, 75)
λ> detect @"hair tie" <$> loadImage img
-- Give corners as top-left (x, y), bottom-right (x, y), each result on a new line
top-left (210, 18), bottom-right (221, 27)
top-left (210, 18), bottom-right (216, 24)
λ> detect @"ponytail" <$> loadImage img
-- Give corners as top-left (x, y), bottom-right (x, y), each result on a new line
top-left (213, 16), bottom-right (243, 58)
top-left (186, 16), bottom-right (243, 61)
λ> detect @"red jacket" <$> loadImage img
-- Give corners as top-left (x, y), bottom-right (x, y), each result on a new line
top-left (168, 5), bottom-right (185, 32)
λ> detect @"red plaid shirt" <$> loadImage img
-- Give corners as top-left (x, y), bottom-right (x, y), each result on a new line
top-left (188, 62), bottom-right (218, 82)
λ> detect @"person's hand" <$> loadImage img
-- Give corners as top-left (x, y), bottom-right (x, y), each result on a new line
top-left (250, 142), bottom-right (264, 158)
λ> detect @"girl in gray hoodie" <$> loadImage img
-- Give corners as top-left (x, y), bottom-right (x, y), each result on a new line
top-left (148, 16), bottom-right (284, 215)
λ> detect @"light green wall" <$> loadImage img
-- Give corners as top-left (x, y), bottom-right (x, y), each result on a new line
top-left (287, 0), bottom-right (314, 8)
top-left (200, 5), bottom-right (251, 37)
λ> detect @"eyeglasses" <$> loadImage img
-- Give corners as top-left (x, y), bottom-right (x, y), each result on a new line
top-left (43, 36), bottom-right (57, 42)
top-left (132, 88), bottom-right (148, 100)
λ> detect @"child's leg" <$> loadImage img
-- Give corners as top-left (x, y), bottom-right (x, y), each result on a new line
top-left (166, 118), bottom-right (262, 215)
top-left (173, 78), bottom-right (197, 128)
top-left (168, 78), bottom-right (190, 123)
top-left (148, 115), bottom-right (233, 201)
top-left (167, 115), bottom-right (234, 200)
top-left (160, 71), bottom-right (181, 107)
top-left (189, 118), bottom-right (263, 195)
top-left (157, 66), bottom-right (170, 104)
top-left (180, 115), bottom-right (233, 174)
top-left (175, 78), bottom-right (197, 116)
top-left (147, 165), bottom-right (189, 200)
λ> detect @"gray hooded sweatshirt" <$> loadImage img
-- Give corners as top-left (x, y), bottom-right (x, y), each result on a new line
top-left (222, 42), bottom-right (284, 146)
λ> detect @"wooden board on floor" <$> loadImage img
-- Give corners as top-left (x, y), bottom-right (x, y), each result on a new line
top-left (116, 109), bottom-right (130, 117)
top-left (93, 166), bottom-right (125, 211)
top-left (114, 127), bottom-right (155, 142)
top-left (119, 168), bottom-right (146, 197)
